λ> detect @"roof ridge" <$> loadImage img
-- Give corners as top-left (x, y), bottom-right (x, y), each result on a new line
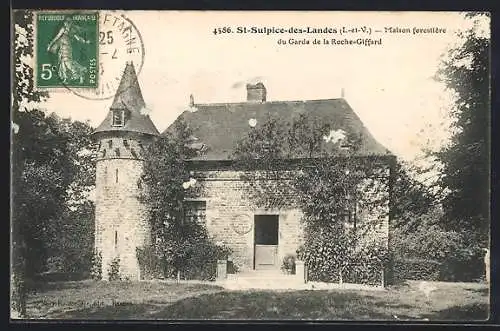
top-left (162, 96), bottom-right (392, 158)
top-left (194, 98), bottom-right (346, 107)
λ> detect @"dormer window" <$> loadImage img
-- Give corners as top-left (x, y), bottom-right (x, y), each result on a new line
top-left (112, 110), bottom-right (125, 127)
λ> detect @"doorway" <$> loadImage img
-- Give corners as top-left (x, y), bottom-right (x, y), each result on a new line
top-left (254, 215), bottom-right (279, 270)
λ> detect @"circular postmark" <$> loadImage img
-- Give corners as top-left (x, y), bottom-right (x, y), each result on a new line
top-left (231, 214), bottom-right (253, 235)
top-left (67, 11), bottom-right (145, 100)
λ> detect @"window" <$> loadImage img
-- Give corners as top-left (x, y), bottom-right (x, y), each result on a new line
top-left (114, 231), bottom-right (118, 250)
top-left (115, 148), bottom-right (120, 157)
top-left (341, 206), bottom-right (357, 230)
top-left (123, 139), bottom-right (129, 148)
top-left (185, 200), bottom-right (206, 224)
top-left (108, 140), bottom-right (113, 148)
top-left (112, 110), bottom-right (125, 127)
top-left (115, 169), bottom-right (119, 183)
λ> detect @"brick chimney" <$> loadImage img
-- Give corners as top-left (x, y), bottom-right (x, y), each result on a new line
top-left (246, 82), bottom-right (267, 102)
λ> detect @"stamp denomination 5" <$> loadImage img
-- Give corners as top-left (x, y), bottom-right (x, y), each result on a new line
top-left (35, 11), bottom-right (98, 88)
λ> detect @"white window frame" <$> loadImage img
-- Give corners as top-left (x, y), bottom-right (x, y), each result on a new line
top-left (185, 199), bottom-right (207, 224)
top-left (112, 110), bottom-right (125, 127)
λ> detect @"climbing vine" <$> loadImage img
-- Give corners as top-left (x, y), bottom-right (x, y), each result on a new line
top-left (140, 119), bottom-right (232, 280)
top-left (234, 115), bottom-right (392, 285)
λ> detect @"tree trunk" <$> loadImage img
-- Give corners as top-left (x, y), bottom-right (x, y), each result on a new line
top-left (11, 248), bottom-right (27, 318)
top-left (11, 218), bottom-right (27, 318)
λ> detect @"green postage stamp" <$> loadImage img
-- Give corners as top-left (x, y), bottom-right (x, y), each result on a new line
top-left (35, 11), bottom-right (99, 88)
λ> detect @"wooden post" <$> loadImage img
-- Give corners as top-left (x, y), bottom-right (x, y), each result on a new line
top-left (381, 266), bottom-right (385, 288)
top-left (484, 248), bottom-right (490, 283)
top-left (295, 260), bottom-right (306, 283)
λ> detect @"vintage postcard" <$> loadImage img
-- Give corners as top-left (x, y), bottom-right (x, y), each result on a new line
top-left (11, 10), bottom-right (491, 322)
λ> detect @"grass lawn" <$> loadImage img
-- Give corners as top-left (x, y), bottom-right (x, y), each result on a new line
top-left (25, 280), bottom-right (489, 321)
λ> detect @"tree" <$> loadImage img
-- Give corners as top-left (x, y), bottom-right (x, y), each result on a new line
top-left (391, 161), bottom-right (438, 231)
top-left (44, 116), bottom-right (96, 275)
top-left (12, 9), bottom-right (49, 317)
top-left (12, 10), bottom-right (97, 316)
top-left (140, 120), bottom-right (230, 280)
top-left (12, 109), bottom-right (96, 313)
top-left (434, 13), bottom-right (490, 246)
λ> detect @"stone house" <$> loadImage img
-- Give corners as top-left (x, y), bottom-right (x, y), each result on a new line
top-left (93, 62), bottom-right (395, 281)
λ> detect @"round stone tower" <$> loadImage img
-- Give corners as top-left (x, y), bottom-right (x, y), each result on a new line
top-left (92, 61), bottom-right (159, 280)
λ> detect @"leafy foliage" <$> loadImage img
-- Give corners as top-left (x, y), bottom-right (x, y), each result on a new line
top-left (439, 247), bottom-right (485, 282)
top-left (140, 119), bottom-right (232, 280)
top-left (281, 254), bottom-right (296, 274)
top-left (90, 251), bottom-right (103, 281)
top-left (12, 9), bottom-right (97, 316)
top-left (434, 13), bottom-right (490, 246)
top-left (108, 257), bottom-right (121, 281)
top-left (344, 239), bottom-right (389, 285)
top-left (393, 258), bottom-right (442, 282)
top-left (234, 115), bottom-right (391, 285)
top-left (12, 10), bottom-right (49, 113)
top-left (136, 246), bottom-right (163, 280)
top-left (382, 13), bottom-right (492, 283)
top-left (391, 162), bottom-right (438, 230)
top-left (13, 110), bottom-right (96, 275)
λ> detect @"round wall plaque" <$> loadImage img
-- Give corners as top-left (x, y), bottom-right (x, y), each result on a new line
top-left (231, 214), bottom-right (253, 235)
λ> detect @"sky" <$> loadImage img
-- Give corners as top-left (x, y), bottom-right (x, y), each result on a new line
top-left (29, 11), bottom-right (488, 163)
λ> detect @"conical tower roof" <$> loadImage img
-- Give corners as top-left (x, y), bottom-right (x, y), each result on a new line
top-left (93, 61), bottom-right (159, 136)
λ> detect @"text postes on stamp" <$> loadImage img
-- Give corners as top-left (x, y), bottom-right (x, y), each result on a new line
top-left (35, 11), bottom-right (98, 88)
top-left (69, 11), bottom-right (145, 100)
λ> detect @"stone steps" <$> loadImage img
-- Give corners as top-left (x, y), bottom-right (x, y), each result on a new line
top-left (222, 270), bottom-right (306, 290)
top-left (219, 270), bottom-right (385, 291)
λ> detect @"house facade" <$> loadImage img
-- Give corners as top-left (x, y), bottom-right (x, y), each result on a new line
top-left (93, 62), bottom-right (395, 281)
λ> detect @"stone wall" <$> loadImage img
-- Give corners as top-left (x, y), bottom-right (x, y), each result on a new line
top-left (189, 166), bottom-right (391, 272)
top-left (189, 170), bottom-right (304, 271)
top-left (94, 157), bottom-right (150, 280)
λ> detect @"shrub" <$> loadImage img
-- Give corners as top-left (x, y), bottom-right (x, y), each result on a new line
top-left (108, 257), bottom-right (121, 281)
top-left (392, 221), bottom-right (463, 262)
top-left (344, 241), bottom-right (389, 286)
top-left (393, 258), bottom-right (441, 282)
top-left (136, 246), bottom-right (162, 280)
top-left (144, 237), bottom-right (233, 281)
top-left (281, 254), bottom-right (296, 274)
top-left (392, 216), bottom-right (487, 283)
top-left (90, 251), bottom-right (102, 280)
top-left (439, 246), bottom-right (485, 282)
top-left (299, 226), bottom-right (389, 285)
top-left (178, 241), bottom-right (232, 281)
top-left (298, 229), bottom-right (346, 283)
top-left (296, 245), bottom-right (306, 261)
top-left (227, 259), bottom-right (239, 274)
top-left (33, 271), bottom-right (90, 282)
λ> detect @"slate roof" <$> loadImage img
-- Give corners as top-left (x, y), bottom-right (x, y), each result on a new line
top-left (93, 62), bottom-right (159, 136)
top-left (163, 97), bottom-right (391, 161)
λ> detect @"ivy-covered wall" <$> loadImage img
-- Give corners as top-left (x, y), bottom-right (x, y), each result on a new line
top-left (187, 164), bottom-right (391, 280)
